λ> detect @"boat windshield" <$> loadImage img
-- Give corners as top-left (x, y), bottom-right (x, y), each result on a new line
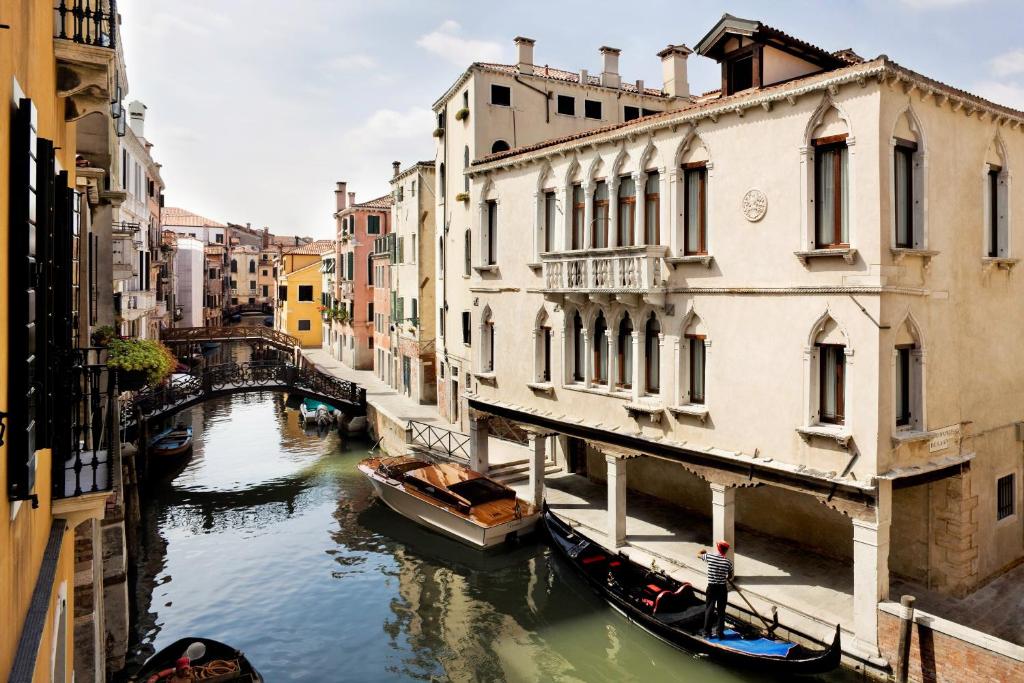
top-left (447, 478), bottom-right (515, 505)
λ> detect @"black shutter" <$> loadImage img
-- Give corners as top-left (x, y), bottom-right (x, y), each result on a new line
top-left (35, 137), bottom-right (56, 450)
top-left (7, 98), bottom-right (39, 500)
top-left (53, 171), bottom-right (75, 352)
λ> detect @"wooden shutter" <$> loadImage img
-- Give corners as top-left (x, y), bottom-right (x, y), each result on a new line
top-left (35, 137), bottom-right (57, 450)
top-left (7, 98), bottom-right (39, 499)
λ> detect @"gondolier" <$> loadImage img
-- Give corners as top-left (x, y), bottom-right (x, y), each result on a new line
top-left (699, 541), bottom-right (734, 639)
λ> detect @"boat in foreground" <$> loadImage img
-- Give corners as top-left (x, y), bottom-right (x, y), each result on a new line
top-left (358, 455), bottom-right (539, 549)
top-left (131, 637), bottom-right (263, 682)
top-left (543, 505), bottom-right (842, 675)
top-left (150, 425), bottom-right (193, 459)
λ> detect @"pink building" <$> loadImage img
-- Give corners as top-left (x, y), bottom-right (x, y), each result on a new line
top-left (331, 182), bottom-right (391, 369)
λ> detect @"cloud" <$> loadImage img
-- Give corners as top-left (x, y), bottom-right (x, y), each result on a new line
top-left (990, 49), bottom-right (1024, 77)
top-left (326, 54), bottom-right (378, 72)
top-left (899, 0), bottom-right (981, 7)
top-left (343, 107), bottom-right (434, 143)
top-left (416, 20), bottom-right (505, 66)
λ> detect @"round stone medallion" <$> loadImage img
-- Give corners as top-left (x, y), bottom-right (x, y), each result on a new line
top-left (742, 189), bottom-right (767, 222)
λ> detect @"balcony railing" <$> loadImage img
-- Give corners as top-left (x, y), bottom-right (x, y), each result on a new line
top-left (54, 348), bottom-right (115, 500)
top-left (122, 290), bottom-right (157, 320)
top-left (541, 245), bottom-right (668, 294)
top-left (55, 0), bottom-right (117, 49)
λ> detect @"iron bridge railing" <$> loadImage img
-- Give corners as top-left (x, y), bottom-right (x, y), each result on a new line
top-left (160, 325), bottom-right (297, 350)
top-left (407, 420), bottom-right (470, 462)
top-left (121, 361), bottom-right (366, 426)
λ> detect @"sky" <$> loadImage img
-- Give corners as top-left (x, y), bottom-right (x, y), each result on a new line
top-left (117, 0), bottom-right (1024, 239)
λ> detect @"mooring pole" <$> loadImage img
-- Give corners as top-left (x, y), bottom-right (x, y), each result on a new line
top-left (896, 594), bottom-right (916, 683)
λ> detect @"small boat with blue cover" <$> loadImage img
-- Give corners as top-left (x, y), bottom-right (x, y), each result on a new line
top-left (543, 505), bottom-right (841, 675)
top-left (150, 424), bottom-right (193, 460)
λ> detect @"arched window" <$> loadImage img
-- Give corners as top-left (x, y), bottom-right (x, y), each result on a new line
top-left (571, 184), bottom-right (585, 250)
top-left (592, 312), bottom-right (609, 385)
top-left (678, 136), bottom-right (710, 256)
top-left (463, 146), bottom-right (470, 192)
top-left (592, 181), bottom-right (609, 248)
top-left (480, 309), bottom-right (495, 373)
top-left (810, 315), bottom-right (848, 426)
top-left (985, 137), bottom-right (1009, 258)
top-left (464, 229), bottom-right (472, 275)
top-left (617, 314), bottom-right (633, 389)
top-left (617, 175), bottom-right (636, 246)
top-left (535, 310), bottom-right (552, 383)
top-left (644, 312), bottom-right (661, 394)
top-left (248, 260), bottom-right (256, 273)
top-left (894, 319), bottom-right (924, 432)
top-left (892, 109), bottom-right (924, 249)
top-left (439, 162), bottom-right (446, 198)
top-left (803, 102), bottom-right (852, 250)
top-left (491, 140), bottom-right (510, 154)
top-left (230, 259), bottom-right (238, 273)
top-left (644, 171), bottom-right (660, 245)
top-left (681, 314), bottom-right (707, 406)
top-left (572, 311), bottom-right (585, 382)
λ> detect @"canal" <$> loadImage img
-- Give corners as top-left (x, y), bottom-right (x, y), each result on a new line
top-left (120, 389), bottom-right (859, 682)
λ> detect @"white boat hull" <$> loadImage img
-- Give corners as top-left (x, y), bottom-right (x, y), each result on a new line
top-left (360, 467), bottom-right (538, 549)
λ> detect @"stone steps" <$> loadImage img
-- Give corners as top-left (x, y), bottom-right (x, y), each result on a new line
top-left (489, 460), bottom-right (560, 485)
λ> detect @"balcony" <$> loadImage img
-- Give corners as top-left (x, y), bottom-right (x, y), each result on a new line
top-left (540, 245), bottom-right (669, 307)
top-left (53, 1), bottom-right (119, 122)
top-left (53, 349), bottom-right (115, 502)
top-left (122, 290), bottom-right (157, 321)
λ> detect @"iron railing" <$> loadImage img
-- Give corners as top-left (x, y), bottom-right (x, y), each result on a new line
top-left (55, 0), bottom-right (117, 48)
top-left (407, 420), bottom-right (470, 461)
top-left (121, 361), bottom-right (366, 426)
top-left (54, 348), bottom-right (115, 499)
top-left (160, 325), bottom-right (296, 351)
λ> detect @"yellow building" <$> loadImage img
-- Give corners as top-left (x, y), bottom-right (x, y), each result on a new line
top-left (2, 1), bottom-right (114, 681)
top-left (276, 240), bottom-right (335, 347)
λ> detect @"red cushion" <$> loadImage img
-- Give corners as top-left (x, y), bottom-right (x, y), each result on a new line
top-left (581, 555), bottom-right (606, 565)
top-left (609, 561), bottom-right (621, 567)
top-left (646, 583), bottom-right (662, 593)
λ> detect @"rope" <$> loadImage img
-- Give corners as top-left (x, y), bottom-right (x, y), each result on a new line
top-left (192, 659), bottom-right (239, 679)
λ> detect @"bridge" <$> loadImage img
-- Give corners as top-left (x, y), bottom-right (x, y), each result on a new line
top-left (161, 326), bottom-right (299, 355)
top-left (223, 302), bottom-right (271, 317)
top-left (121, 360), bottom-right (367, 428)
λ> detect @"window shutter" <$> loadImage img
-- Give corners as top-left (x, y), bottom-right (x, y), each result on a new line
top-left (398, 236), bottom-right (404, 263)
top-left (397, 297), bottom-right (404, 323)
top-left (7, 98), bottom-right (39, 500)
top-left (411, 298), bottom-right (418, 324)
top-left (35, 137), bottom-right (57, 451)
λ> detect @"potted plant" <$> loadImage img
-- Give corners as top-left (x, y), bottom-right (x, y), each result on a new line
top-left (454, 107), bottom-right (469, 122)
top-left (455, 192), bottom-right (470, 203)
top-left (90, 325), bottom-right (117, 347)
top-left (107, 338), bottom-right (176, 391)
top-left (432, 127), bottom-right (445, 138)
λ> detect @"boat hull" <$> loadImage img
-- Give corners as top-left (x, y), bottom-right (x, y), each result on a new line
top-left (131, 637), bottom-right (263, 682)
top-left (361, 465), bottom-right (538, 549)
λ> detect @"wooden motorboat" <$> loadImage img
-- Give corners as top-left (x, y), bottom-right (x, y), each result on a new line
top-left (299, 398), bottom-right (336, 427)
top-left (358, 455), bottom-right (539, 549)
top-left (543, 505), bottom-right (842, 675)
top-left (150, 424), bottom-right (193, 459)
top-left (131, 637), bottom-right (263, 682)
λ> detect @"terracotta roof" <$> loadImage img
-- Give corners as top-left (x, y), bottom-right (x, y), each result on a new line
top-left (269, 234), bottom-right (312, 246)
top-left (471, 55), bottom-right (1024, 170)
top-left (282, 239), bottom-right (335, 256)
top-left (161, 206), bottom-right (226, 228)
top-left (477, 63), bottom-right (666, 97)
top-left (352, 194), bottom-right (393, 210)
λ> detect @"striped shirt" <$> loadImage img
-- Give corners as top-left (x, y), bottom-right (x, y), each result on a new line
top-left (701, 551), bottom-right (733, 585)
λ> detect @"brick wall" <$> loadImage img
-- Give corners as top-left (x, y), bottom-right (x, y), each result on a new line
top-left (878, 609), bottom-right (1024, 683)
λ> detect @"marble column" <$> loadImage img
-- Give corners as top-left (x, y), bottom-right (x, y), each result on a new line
top-left (528, 434), bottom-right (546, 508)
top-left (710, 483), bottom-right (735, 560)
top-left (606, 454), bottom-right (627, 547)
top-left (853, 479), bottom-right (892, 655)
top-left (469, 415), bottom-right (490, 473)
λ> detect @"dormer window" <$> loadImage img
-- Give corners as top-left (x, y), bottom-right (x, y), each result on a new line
top-left (727, 52), bottom-right (755, 94)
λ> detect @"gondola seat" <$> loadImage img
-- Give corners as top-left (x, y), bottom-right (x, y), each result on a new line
top-left (653, 604), bottom-right (705, 627)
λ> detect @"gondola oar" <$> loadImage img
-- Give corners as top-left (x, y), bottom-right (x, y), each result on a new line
top-left (728, 578), bottom-right (778, 635)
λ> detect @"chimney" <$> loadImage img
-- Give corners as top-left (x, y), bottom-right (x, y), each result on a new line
top-left (392, 161), bottom-right (401, 177)
top-left (348, 191), bottom-right (356, 207)
top-left (657, 44), bottom-right (692, 98)
top-left (335, 181), bottom-right (347, 212)
top-left (128, 100), bottom-right (147, 138)
top-left (599, 46), bottom-right (621, 89)
top-left (514, 36), bottom-right (535, 75)
top-left (580, 69), bottom-right (589, 87)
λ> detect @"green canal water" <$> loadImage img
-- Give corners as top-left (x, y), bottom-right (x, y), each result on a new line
top-left (120, 392), bottom-right (861, 682)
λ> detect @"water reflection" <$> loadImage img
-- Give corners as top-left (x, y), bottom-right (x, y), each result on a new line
top-left (122, 393), bottom-right (849, 682)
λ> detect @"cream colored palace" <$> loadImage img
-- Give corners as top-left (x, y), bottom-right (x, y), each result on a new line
top-left (424, 14), bottom-right (1024, 659)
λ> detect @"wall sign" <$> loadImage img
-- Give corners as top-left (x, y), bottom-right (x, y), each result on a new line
top-left (742, 189), bottom-right (767, 222)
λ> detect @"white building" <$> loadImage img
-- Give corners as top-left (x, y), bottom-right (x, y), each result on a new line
top-left (174, 237), bottom-right (205, 327)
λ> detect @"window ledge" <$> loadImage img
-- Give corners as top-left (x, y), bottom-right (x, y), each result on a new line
top-left (526, 381), bottom-right (554, 395)
top-left (472, 371), bottom-right (497, 383)
top-left (562, 383), bottom-right (632, 401)
top-left (473, 265), bottom-right (498, 274)
top-left (890, 247), bottom-right (939, 267)
top-left (982, 256), bottom-right (1019, 272)
top-left (796, 424), bottom-right (852, 447)
top-left (794, 247), bottom-right (857, 266)
top-left (527, 262), bottom-right (543, 271)
top-left (624, 401), bottom-right (665, 423)
top-left (666, 255), bottom-right (714, 269)
top-left (890, 429), bottom-right (930, 446)
top-left (668, 404), bottom-right (709, 423)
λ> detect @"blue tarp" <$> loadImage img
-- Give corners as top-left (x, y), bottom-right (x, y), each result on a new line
top-left (708, 630), bottom-right (796, 658)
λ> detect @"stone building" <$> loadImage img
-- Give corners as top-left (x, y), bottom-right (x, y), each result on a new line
top-left (459, 14), bottom-right (1024, 660)
top-left (389, 162), bottom-right (438, 403)
top-left (276, 240), bottom-right (335, 348)
top-left (433, 35), bottom-right (689, 429)
top-left (332, 185), bottom-right (392, 369)
top-left (371, 235), bottom-right (393, 385)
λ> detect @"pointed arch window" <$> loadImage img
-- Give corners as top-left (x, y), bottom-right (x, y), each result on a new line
top-left (894, 139), bottom-right (918, 248)
top-left (463, 146), bottom-right (470, 192)
top-left (814, 135), bottom-right (849, 248)
top-left (480, 310), bottom-right (495, 373)
top-left (572, 311), bottom-right (585, 382)
top-left (644, 171), bottom-right (660, 245)
top-left (684, 163), bottom-right (707, 254)
top-left (818, 344), bottom-right (845, 424)
top-left (464, 229), bottom-right (472, 275)
top-left (543, 190), bottom-right (556, 253)
top-left (644, 313), bottom-right (661, 394)
top-left (617, 314), bottom-right (633, 389)
top-left (571, 184), bottom-right (585, 250)
top-left (593, 312), bottom-right (609, 385)
top-left (535, 313), bottom-right (552, 383)
top-left (617, 176), bottom-right (636, 247)
top-left (230, 259), bottom-right (238, 273)
top-left (592, 181), bottom-right (609, 248)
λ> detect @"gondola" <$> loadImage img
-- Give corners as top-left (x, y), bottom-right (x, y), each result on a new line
top-left (543, 505), bottom-right (842, 675)
top-left (131, 637), bottom-right (263, 682)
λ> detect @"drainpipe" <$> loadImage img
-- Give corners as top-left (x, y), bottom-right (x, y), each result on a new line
top-left (514, 75), bottom-right (551, 124)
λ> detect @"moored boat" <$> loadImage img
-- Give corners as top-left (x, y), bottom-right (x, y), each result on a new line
top-left (299, 398), bottom-right (336, 427)
top-left (358, 455), bottom-right (539, 549)
top-left (131, 637), bottom-right (263, 682)
top-left (150, 424), bottom-right (193, 459)
top-left (543, 505), bottom-right (842, 675)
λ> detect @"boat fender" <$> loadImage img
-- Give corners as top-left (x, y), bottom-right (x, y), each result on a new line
top-left (145, 657), bottom-right (191, 683)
